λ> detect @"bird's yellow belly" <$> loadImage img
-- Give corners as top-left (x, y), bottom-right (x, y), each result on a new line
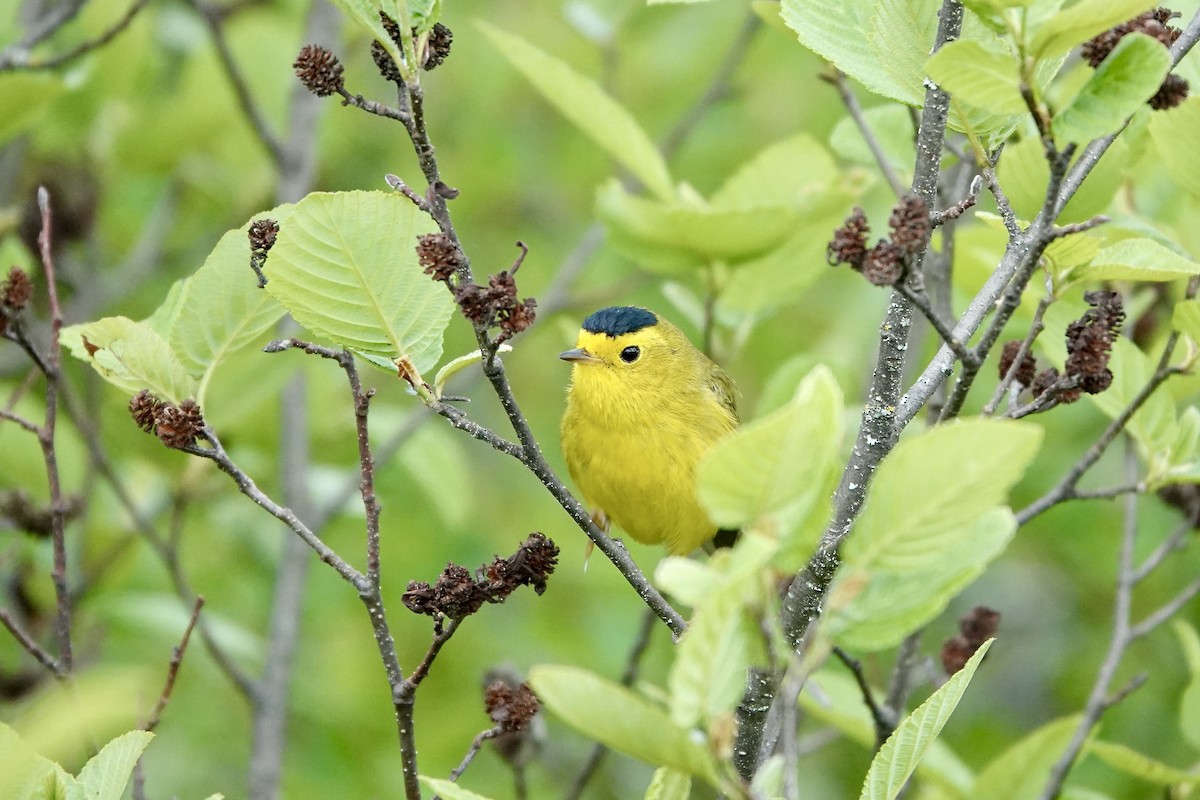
top-left (563, 411), bottom-right (717, 554)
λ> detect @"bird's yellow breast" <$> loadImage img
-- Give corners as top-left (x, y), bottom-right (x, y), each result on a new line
top-left (560, 320), bottom-right (737, 554)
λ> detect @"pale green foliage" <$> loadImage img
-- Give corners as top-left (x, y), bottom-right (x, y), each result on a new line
top-left (800, 669), bottom-right (975, 794)
top-left (1085, 740), bottom-right (1200, 787)
top-left (926, 40), bottom-right (1027, 115)
top-left (63, 209), bottom-right (292, 407)
top-left (1030, 0), bottom-right (1157, 58)
top-left (642, 768), bottom-right (691, 800)
top-left (667, 588), bottom-right (760, 729)
top-left (417, 777), bottom-right (497, 800)
top-left (263, 191), bottom-right (454, 376)
top-left (1149, 96), bottom-right (1200, 199)
top-left (1174, 298), bottom-right (1200, 344)
top-left (0, 73), bottom-right (66, 141)
top-left (969, 716), bottom-right (1083, 799)
top-left (859, 640), bottom-right (993, 800)
top-left (697, 365), bottom-right (843, 534)
top-left (476, 23), bottom-right (675, 202)
top-left (1175, 621), bottom-right (1200, 752)
top-left (0, 723), bottom-right (154, 800)
top-left (1058, 238), bottom-right (1200, 289)
top-left (827, 420), bottom-right (1040, 650)
top-left (527, 665), bottom-right (721, 785)
top-left (1053, 34), bottom-right (1172, 144)
top-left (61, 317), bottom-right (198, 404)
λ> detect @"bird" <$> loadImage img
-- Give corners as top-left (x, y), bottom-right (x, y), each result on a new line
top-left (559, 306), bottom-right (738, 555)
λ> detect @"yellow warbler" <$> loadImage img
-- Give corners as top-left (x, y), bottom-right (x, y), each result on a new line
top-left (559, 306), bottom-right (738, 554)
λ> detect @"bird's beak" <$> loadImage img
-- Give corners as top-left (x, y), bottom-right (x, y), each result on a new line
top-left (559, 347), bottom-right (600, 363)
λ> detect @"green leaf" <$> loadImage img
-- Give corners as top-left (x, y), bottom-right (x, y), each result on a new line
top-left (860, 640), bottom-right (993, 800)
top-left (596, 180), bottom-right (801, 270)
top-left (477, 23), bottom-right (674, 202)
top-left (842, 419), bottom-right (1042, 573)
top-left (1030, 0), bottom-right (1157, 58)
top-left (528, 665), bottom-right (720, 784)
top-left (1175, 621), bottom-right (1200, 751)
top-left (75, 730), bottom-right (154, 800)
top-left (0, 722), bottom-right (57, 800)
top-left (328, 0), bottom-right (409, 77)
top-left (668, 594), bottom-right (757, 728)
top-left (1150, 97), bottom-right (1200, 199)
top-left (869, 0), bottom-right (941, 104)
top-left (698, 365), bottom-right (843, 530)
top-left (1172, 298), bottom-right (1200, 343)
top-left (643, 768), bottom-right (691, 800)
top-left (1053, 34), bottom-right (1172, 145)
top-left (925, 40), bottom-right (1026, 115)
top-left (711, 134), bottom-right (838, 209)
top-left (801, 670), bottom-right (975, 794)
top-left (263, 191), bottom-right (454, 377)
top-left (831, 509), bottom-right (1016, 651)
top-left (1086, 740), bottom-right (1200, 785)
top-left (1061, 238), bottom-right (1200, 288)
top-left (995, 134), bottom-right (1131, 223)
top-left (781, 0), bottom-right (919, 104)
top-left (970, 716), bottom-right (1083, 799)
top-left (62, 317), bottom-right (198, 403)
top-left (829, 105), bottom-right (917, 174)
top-left (417, 778), bottom-right (497, 800)
top-left (161, 211), bottom-right (291, 403)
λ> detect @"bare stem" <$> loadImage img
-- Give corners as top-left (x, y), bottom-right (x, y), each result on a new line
top-left (825, 69), bottom-right (907, 198)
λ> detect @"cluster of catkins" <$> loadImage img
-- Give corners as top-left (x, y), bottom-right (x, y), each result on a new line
top-left (826, 196), bottom-right (931, 286)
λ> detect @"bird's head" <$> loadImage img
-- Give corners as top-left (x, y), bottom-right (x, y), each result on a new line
top-left (559, 306), bottom-right (680, 376)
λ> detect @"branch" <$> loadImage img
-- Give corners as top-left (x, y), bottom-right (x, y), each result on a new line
top-left (142, 596), bottom-right (205, 732)
top-left (824, 69), bottom-right (907, 198)
top-left (833, 647), bottom-right (892, 748)
top-left (1130, 576), bottom-right (1200, 639)
top-left (983, 293), bottom-right (1051, 416)
top-left (192, 0), bottom-right (286, 167)
top-left (447, 725), bottom-right (504, 784)
top-left (5, 0), bottom-right (150, 71)
top-left (1132, 517), bottom-right (1194, 582)
top-left (0, 0), bottom-right (86, 69)
top-left (0, 608), bottom-right (62, 676)
top-left (894, 281), bottom-right (979, 367)
top-left (180, 429), bottom-right (367, 590)
top-left (396, 618), bottom-right (462, 800)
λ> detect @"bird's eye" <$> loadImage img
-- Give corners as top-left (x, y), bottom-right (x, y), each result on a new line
top-left (619, 346), bottom-right (641, 363)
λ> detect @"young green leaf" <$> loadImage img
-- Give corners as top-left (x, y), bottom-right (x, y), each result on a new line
top-left (1030, 0), bottom-right (1157, 58)
top-left (710, 134), bottom-right (838, 210)
top-left (1053, 34), bottom-right (1171, 145)
top-left (870, 0), bottom-right (942, 106)
top-left (860, 640), bottom-right (993, 800)
top-left (781, 0), bottom-right (918, 104)
top-left (831, 509), bottom-right (1016, 651)
top-left (263, 191), bottom-right (454, 376)
top-left (643, 768), bottom-right (691, 800)
top-left (1060, 237), bottom-right (1200, 289)
top-left (62, 317), bottom-right (198, 403)
top-left (925, 40), bottom-right (1026, 116)
top-left (163, 212), bottom-right (291, 402)
top-left (1086, 740), bottom-right (1200, 786)
top-left (969, 716), bottom-right (1083, 799)
top-left (528, 665), bottom-right (721, 784)
top-left (595, 180), bottom-right (802, 270)
top-left (1175, 621), bottom-right (1200, 751)
top-left (477, 23), bottom-right (674, 202)
top-left (698, 365), bottom-right (843, 531)
top-left (418, 778), bottom-right (498, 800)
top-left (668, 594), bottom-right (758, 728)
top-left (842, 419), bottom-right (1042, 574)
top-left (1149, 96), bottom-right (1200, 199)
top-left (75, 730), bottom-right (155, 800)
top-left (0, 722), bottom-right (56, 800)
top-left (1172, 298), bottom-right (1200, 343)
top-left (801, 670), bottom-right (975, 794)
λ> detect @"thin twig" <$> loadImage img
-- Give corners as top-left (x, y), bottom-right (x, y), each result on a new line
top-left (564, 608), bottom-right (658, 800)
top-left (1130, 577), bottom-right (1200, 640)
top-left (0, 408), bottom-right (40, 433)
top-left (1132, 518), bottom-right (1194, 583)
top-left (1050, 215), bottom-right (1109, 238)
top-left (932, 174), bottom-right (983, 226)
top-left (7, 0), bottom-right (150, 71)
top-left (0, 608), bottom-right (62, 676)
top-left (983, 293), bottom-right (1051, 416)
top-left (832, 647), bottom-right (892, 748)
top-left (447, 725), bottom-right (504, 783)
top-left (396, 619), bottom-right (462, 800)
top-left (825, 69), bottom-right (907, 198)
top-left (894, 281), bottom-right (979, 367)
top-left (0, 0), bottom-right (86, 69)
top-left (1035, 445), bottom-right (1140, 800)
top-left (192, 0), bottom-right (286, 167)
top-left (143, 596), bottom-right (205, 732)
top-left (338, 88), bottom-right (412, 123)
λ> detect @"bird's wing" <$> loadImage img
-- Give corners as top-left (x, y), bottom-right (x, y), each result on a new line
top-left (708, 365), bottom-right (739, 423)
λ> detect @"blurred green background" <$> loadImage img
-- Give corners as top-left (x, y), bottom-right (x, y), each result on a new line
top-left (2, 1), bottom-right (1200, 798)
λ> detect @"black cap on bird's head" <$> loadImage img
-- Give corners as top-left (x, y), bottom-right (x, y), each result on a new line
top-left (581, 306), bottom-right (657, 338)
